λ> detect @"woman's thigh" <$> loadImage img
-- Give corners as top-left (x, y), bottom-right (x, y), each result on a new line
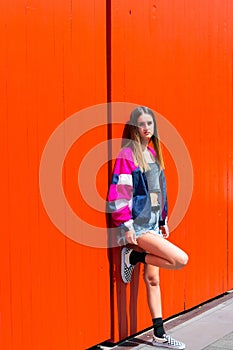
top-left (137, 232), bottom-right (188, 265)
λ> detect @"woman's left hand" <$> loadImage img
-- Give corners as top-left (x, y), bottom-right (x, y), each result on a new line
top-left (160, 225), bottom-right (169, 238)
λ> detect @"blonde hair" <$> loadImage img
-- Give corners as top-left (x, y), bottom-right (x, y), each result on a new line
top-left (123, 106), bottom-right (164, 172)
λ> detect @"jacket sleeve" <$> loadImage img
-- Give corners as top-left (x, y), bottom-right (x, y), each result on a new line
top-left (108, 149), bottom-right (135, 232)
top-left (159, 170), bottom-right (168, 226)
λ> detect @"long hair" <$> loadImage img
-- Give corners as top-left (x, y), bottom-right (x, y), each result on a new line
top-left (123, 106), bottom-right (165, 171)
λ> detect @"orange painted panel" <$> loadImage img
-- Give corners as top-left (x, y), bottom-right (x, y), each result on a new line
top-left (0, 1), bottom-right (110, 350)
top-left (1, 0), bottom-right (233, 348)
top-left (110, 0), bottom-right (233, 342)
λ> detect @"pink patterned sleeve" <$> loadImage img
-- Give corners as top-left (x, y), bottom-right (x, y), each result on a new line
top-left (108, 148), bottom-right (136, 230)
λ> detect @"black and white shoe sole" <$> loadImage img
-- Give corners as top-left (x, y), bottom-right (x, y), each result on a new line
top-left (121, 247), bottom-right (134, 283)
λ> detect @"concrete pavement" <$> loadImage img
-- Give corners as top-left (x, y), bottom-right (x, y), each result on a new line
top-left (98, 291), bottom-right (233, 350)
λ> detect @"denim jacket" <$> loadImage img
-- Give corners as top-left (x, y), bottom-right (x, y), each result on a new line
top-left (108, 146), bottom-right (168, 233)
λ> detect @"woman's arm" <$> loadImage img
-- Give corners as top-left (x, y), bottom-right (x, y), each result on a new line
top-left (159, 170), bottom-right (168, 225)
top-left (159, 170), bottom-right (169, 237)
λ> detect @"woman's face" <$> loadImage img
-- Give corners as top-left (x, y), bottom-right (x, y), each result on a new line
top-left (137, 113), bottom-right (154, 143)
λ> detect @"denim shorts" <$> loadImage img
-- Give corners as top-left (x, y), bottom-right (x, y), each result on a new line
top-left (117, 210), bottom-right (162, 246)
top-left (133, 210), bottom-right (161, 238)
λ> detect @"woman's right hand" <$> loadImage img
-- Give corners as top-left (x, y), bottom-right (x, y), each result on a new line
top-left (125, 229), bottom-right (138, 245)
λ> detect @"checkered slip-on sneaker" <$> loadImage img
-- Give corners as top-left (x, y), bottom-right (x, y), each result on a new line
top-left (121, 247), bottom-right (135, 283)
top-left (152, 334), bottom-right (185, 349)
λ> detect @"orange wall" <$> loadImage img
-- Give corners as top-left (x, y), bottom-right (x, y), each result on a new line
top-left (0, 0), bottom-right (233, 349)
top-left (0, 1), bottom-right (110, 349)
top-left (110, 0), bottom-right (233, 342)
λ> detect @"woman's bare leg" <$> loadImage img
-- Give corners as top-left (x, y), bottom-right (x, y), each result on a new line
top-left (144, 264), bottom-right (162, 318)
top-left (137, 232), bottom-right (188, 270)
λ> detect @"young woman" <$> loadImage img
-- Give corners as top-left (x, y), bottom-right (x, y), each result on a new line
top-left (108, 106), bottom-right (188, 349)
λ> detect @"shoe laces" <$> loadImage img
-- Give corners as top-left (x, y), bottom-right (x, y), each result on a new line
top-left (163, 334), bottom-right (183, 346)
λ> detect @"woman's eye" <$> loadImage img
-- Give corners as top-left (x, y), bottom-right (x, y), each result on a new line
top-left (138, 123), bottom-right (144, 127)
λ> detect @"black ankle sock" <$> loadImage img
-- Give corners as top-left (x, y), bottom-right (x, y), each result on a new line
top-left (129, 250), bottom-right (147, 265)
top-left (152, 317), bottom-right (165, 338)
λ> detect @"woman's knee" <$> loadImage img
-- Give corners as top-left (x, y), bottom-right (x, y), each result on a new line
top-left (175, 252), bottom-right (189, 269)
top-left (144, 273), bottom-right (160, 287)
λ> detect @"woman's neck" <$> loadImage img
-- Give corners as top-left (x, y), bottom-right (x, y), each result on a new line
top-left (142, 145), bottom-right (155, 163)
top-left (141, 140), bottom-right (149, 151)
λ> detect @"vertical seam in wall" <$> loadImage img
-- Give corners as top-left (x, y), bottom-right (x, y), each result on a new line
top-left (106, 0), bottom-right (112, 171)
top-left (228, 20), bottom-right (233, 285)
top-left (226, 154), bottom-right (229, 289)
top-left (106, 0), bottom-right (115, 342)
top-left (106, 0), bottom-right (112, 106)
top-left (227, 48), bottom-right (233, 290)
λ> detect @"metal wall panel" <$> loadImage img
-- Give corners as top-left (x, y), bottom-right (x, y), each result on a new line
top-left (109, 0), bottom-right (233, 342)
top-left (0, 0), bottom-right (110, 349)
